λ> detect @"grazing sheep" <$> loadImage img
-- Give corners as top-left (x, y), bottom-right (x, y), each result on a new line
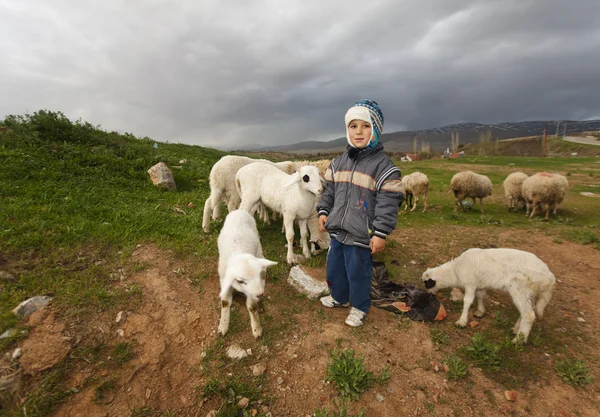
top-left (293, 159), bottom-right (332, 178)
top-left (422, 248), bottom-right (555, 343)
top-left (522, 172), bottom-right (568, 221)
top-left (236, 162), bottom-right (322, 264)
top-left (217, 210), bottom-right (277, 339)
top-left (449, 171), bottom-right (493, 213)
top-left (202, 156), bottom-right (295, 232)
top-left (503, 172), bottom-right (529, 212)
top-left (401, 172), bottom-right (429, 212)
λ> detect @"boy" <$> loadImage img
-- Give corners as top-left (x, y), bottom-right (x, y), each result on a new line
top-left (317, 99), bottom-right (404, 327)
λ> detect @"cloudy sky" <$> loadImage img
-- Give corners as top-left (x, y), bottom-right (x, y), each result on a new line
top-left (1, 0), bottom-right (599, 149)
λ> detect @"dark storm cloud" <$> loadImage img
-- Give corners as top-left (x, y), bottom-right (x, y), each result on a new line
top-left (1, 0), bottom-right (599, 149)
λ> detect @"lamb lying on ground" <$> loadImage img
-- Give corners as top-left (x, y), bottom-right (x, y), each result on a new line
top-left (422, 248), bottom-right (556, 343)
top-left (217, 210), bottom-right (277, 339)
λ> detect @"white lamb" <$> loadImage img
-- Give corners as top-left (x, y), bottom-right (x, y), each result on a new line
top-left (522, 172), bottom-right (569, 221)
top-left (217, 210), bottom-right (277, 339)
top-left (236, 162), bottom-right (322, 264)
top-left (449, 171), bottom-right (493, 213)
top-left (401, 172), bottom-right (429, 212)
top-left (503, 172), bottom-right (529, 212)
top-left (422, 248), bottom-right (556, 343)
top-left (202, 155), bottom-right (295, 233)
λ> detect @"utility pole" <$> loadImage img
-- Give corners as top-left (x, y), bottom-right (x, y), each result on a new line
top-left (543, 121), bottom-right (548, 157)
top-left (555, 121), bottom-right (561, 136)
top-left (563, 123), bottom-right (567, 137)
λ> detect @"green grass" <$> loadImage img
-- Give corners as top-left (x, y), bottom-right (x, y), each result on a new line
top-left (556, 358), bottom-right (593, 386)
top-left (326, 343), bottom-right (390, 401)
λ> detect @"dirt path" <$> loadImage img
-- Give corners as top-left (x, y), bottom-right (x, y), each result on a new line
top-left (562, 136), bottom-right (600, 146)
top-left (13, 228), bottom-right (600, 417)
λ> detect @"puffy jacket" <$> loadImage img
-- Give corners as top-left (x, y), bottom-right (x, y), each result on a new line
top-left (317, 143), bottom-right (404, 248)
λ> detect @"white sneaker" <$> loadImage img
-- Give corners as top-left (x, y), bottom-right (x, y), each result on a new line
top-left (320, 295), bottom-right (350, 308)
top-left (345, 307), bottom-right (366, 327)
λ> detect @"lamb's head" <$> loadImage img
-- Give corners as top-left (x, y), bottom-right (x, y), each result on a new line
top-left (283, 166), bottom-right (323, 196)
top-left (221, 253), bottom-right (277, 301)
top-left (421, 268), bottom-right (439, 294)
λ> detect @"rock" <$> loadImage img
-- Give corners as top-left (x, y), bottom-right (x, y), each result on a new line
top-left (206, 411), bottom-right (217, 417)
top-left (450, 288), bottom-right (464, 301)
top-left (504, 390), bottom-right (517, 401)
top-left (226, 344), bottom-right (249, 360)
top-left (12, 348), bottom-right (22, 360)
top-left (12, 296), bottom-right (54, 318)
top-left (376, 393), bottom-right (384, 402)
top-left (238, 397), bottom-right (250, 408)
top-left (287, 266), bottom-right (329, 300)
top-left (277, 377), bottom-right (284, 385)
top-left (116, 329), bottom-right (125, 337)
top-left (0, 271), bottom-right (16, 281)
top-left (147, 162), bottom-right (176, 191)
top-left (251, 363), bottom-right (267, 376)
top-left (469, 320), bottom-right (479, 328)
top-left (116, 311), bottom-right (123, 323)
top-left (0, 328), bottom-right (17, 339)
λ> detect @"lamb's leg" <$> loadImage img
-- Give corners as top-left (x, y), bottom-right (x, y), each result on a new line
top-left (247, 297), bottom-right (262, 339)
top-left (535, 287), bottom-right (553, 319)
top-left (479, 198), bottom-right (485, 213)
top-left (211, 189), bottom-right (223, 220)
top-left (509, 287), bottom-right (536, 343)
top-left (411, 195), bottom-right (418, 212)
top-left (202, 196), bottom-right (213, 233)
top-left (453, 199), bottom-right (459, 213)
top-left (298, 218), bottom-right (311, 259)
top-left (422, 194), bottom-right (428, 212)
top-left (456, 287), bottom-right (476, 327)
top-left (529, 200), bottom-right (538, 218)
top-left (508, 197), bottom-right (513, 212)
top-left (473, 290), bottom-right (486, 318)
top-left (283, 215), bottom-right (299, 264)
top-left (544, 204), bottom-right (550, 221)
top-left (218, 288), bottom-right (233, 336)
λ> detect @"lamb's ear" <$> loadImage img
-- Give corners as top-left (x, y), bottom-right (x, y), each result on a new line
top-left (256, 258), bottom-right (277, 269)
top-left (282, 172), bottom-right (301, 188)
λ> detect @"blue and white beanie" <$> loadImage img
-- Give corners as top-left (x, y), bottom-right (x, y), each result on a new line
top-left (344, 99), bottom-right (384, 148)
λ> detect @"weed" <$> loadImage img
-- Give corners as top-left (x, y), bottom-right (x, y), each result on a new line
top-left (94, 378), bottom-right (117, 403)
top-left (444, 355), bottom-right (468, 380)
top-left (478, 215), bottom-right (503, 226)
top-left (493, 312), bottom-right (511, 329)
top-left (110, 342), bottom-right (134, 366)
top-left (556, 358), bottom-right (593, 386)
top-left (314, 398), bottom-right (365, 417)
top-left (465, 333), bottom-right (501, 370)
top-left (430, 328), bottom-right (450, 348)
top-left (326, 346), bottom-right (390, 400)
top-left (552, 237), bottom-right (563, 244)
top-left (199, 375), bottom-right (262, 416)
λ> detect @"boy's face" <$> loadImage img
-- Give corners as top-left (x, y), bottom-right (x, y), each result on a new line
top-left (348, 119), bottom-right (373, 149)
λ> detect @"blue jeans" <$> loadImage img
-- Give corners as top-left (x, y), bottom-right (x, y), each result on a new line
top-left (326, 238), bottom-right (373, 313)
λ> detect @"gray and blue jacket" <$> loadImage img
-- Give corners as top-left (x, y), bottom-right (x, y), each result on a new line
top-left (317, 143), bottom-right (404, 249)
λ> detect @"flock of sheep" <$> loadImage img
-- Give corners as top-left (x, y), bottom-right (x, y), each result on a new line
top-left (201, 155), bottom-right (568, 339)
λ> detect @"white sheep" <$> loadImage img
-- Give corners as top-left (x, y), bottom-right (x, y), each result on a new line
top-left (422, 248), bottom-right (555, 343)
top-left (236, 162), bottom-right (322, 264)
top-left (449, 171), bottom-right (493, 213)
top-left (202, 156), bottom-right (295, 232)
top-left (401, 172), bottom-right (429, 212)
top-left (521, 172), bottom-right (568, 221)
top-left (217, 210), bottom-right (277, 339)
top-left (503, 172), bottom-right (529, 212)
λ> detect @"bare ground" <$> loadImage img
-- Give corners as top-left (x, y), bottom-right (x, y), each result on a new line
top-left (8, 227), bottom-right (600, 417)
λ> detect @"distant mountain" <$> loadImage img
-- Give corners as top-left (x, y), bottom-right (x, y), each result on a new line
top-left (243, 120), bottom-right (600, 154)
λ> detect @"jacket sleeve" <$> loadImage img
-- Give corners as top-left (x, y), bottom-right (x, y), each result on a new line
top-left (372, 162), bottom-right (404, 239)
top-left (316, 159), bottom-right (336, 216)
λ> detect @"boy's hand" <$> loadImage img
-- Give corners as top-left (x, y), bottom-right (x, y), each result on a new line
top-left (318, 215), bottom-right (328, 232)
top-left (370, 236), bottom-right (386, 254)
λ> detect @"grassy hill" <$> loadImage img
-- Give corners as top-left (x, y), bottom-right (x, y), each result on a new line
top-left (2, 111), bottom-right (600, 417)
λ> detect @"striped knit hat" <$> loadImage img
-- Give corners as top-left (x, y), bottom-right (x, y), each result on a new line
top-left (344, 99), bottom-right (384, 148)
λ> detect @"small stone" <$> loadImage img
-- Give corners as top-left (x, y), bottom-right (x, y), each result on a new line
top-left (206, 411), bottom-right (217, 417)
top-left (0, 328), bottom-right (17, 339)
top-left (409, 260), bottom-right (417, 265)
top-left (246, 348), bottom-right (253, 356)
top-left (251, 363), bottom-right (267, 376)
top-left (12, 296), bottom-right (54, 318)
top-left (504, 390), bottom-right (517, 402)
top-left (376, 393), bottom-right (384, 402)
top-left (12, 348), bottom-right (22, 360)
top-left (116, 329), bottom-right (125, 337)
top-left (227, 344), bottom-right (249, 360)
top-left (434, 364), bottom-right (440, 372)
top-left (450, 288), bottom-right (464, 302)
top-left (469, 320), bottom-right (479, 328)
top-left (116, 311), bottom-right (123, 323)
top-left (238, 397), bottom-right (250, 409)
top-left (577, 317), bottom-right (586, 322)
top-left (442, 364), bottom-right (450, 373)
top-left (277, 377), bottom-right (284, 385)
